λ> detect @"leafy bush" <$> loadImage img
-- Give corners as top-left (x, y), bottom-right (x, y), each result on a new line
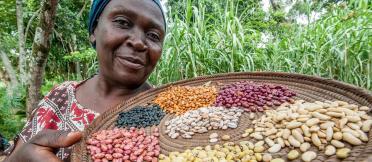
top-left (148, 0), bottom-right (371, 90)
top-left (0, 85), bottom-right (27, 139)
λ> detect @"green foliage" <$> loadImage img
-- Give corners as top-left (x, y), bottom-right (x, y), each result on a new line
top-left (0, 85), bottom-right (26, 139)
top-left (148, 0), bottom-right (371, 91)
top-left (63, 48), bottom-right (98, 78)
top-left (0, 0), bottom-right (16, 34)
top-left (0, 0), bottom-right (371, 139)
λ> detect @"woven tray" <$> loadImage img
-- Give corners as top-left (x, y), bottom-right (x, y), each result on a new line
top-left (71, 72), bottom-right (372, 162)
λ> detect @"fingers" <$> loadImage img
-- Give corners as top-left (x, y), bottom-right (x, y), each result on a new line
top-left (27, 152), bottom-right (64, 162)
top-left (29, 129), bottom-right (82, 149)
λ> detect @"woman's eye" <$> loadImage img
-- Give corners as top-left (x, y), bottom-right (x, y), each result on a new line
top-left (114, 18), bottom-right (131, 28)
top-left (147, 32), bottom-right (161, 42)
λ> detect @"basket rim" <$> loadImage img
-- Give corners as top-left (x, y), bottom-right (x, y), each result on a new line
top-left (71, 71), bottom-right (372, 161)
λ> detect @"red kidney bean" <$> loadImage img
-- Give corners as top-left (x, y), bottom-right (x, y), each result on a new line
top-left (101, 144), bottom-right (108, 152)
top-left (215, 81), bottom-right (295, 112)
top-left (113, 153), bottom-right (123, 158)
top-left (105, 154), bottom-right (113, 160)
top-left (87, 128), bottom-right (160, 161)
top-left (114, 148), bottom-right (124, 154)
top-left (93, 153), bottom-right (105, 159)
top-left (123, 155), bottom-right (129, 160)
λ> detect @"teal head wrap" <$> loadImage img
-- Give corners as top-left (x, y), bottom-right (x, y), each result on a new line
top-left (88, 0), bottom-right (166, 35)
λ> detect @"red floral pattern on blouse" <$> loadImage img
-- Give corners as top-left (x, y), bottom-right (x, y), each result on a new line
top-left (10, 81), bottom-right (99, 161)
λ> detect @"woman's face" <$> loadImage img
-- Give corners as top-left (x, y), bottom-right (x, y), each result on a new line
top-left (92, 0), bottom-right (165, 88)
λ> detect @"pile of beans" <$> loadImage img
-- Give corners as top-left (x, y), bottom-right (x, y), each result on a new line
top-left (86, 127), bottom-right (160, 162)
top-left (215, 81), bottom-right (296, 112)
top-left (154, 86), bottom-right (217, 115)
top-left (164, 107), bottom-right (243, 139)
top-left (158, 141), bottom-right (278, 162)
top-left (116, 105), bottom-right (165, 128)
top-left (247, 100), bottom-right (371, 159)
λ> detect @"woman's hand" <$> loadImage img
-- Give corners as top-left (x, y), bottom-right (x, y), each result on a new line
top-left (5, 129), bottom-right (82, 162)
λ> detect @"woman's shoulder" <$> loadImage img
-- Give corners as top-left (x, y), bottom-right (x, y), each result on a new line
top-left (42, 81), bottom-right (80, 99)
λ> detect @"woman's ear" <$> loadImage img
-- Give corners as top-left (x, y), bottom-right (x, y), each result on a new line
top-left (90, 34), bottom-right (96, 45)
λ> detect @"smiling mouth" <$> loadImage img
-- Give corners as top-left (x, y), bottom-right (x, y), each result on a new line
top-left (117, 56), bottom-right (145, 70)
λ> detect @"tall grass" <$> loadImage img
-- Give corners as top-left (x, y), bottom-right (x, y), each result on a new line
top-left (149, 0), bottom-right (371, 90)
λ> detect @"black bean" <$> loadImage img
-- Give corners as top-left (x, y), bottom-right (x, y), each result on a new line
top-left (116, 104), bottom-right (166, 128)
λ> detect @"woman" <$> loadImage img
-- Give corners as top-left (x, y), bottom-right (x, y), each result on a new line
top-left (4, 0), bottom-right (166, 161)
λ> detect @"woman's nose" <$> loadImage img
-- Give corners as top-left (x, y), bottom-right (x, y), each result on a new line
top-left (126, 29), bottom-right (148, 52)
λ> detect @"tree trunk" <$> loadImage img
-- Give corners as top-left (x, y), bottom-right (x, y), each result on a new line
top-left (269, 0), bottom-right (278, 11)
top-left (16, 0), bottom-right (27, 84)
top-left (26, 0), bottom-right (59, 117)
top-left (0, 50), bottom-right (18, 87)
top-left (71, 34), bottom-right (82, 80)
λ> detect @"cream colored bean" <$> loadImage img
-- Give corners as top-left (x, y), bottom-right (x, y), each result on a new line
top-left (342, 127), bottom-right (361, 138)
top-left (325, 112), bottom-right (344, 118)
top-left (311, 133), bottom-right (322, 147)
top-left (264, 128), bottom-right (277, 136)
top-left (339, 118), bottom-right (348, 128)
top-left (287, 150), bottom-right (300, 160)
top-left (255, 141), bottom-right (265, 147)
top-left (356, 129), bottom-right (368, 142)
top-left (309, 125), bottom-right (320, 132)
top-left (347, 123), bottom-right (361, 130)
top-left (268, 144), bottom-right (281, 153)
top-left (316, 108), bottom-right (327, 113)
top-left (241, 133), bottom-right (249, 138)
top-left (249, 113), bottom-right (256, 119)
top-left (320, 138), bottom-right (328, 144)
top-left (342, 132), bottom-right (362, 145)
top-left (301, 125), bottom-right (311, 137)
top-left (320, 122), bottom-right (335, 130)
top-left (262, 154), bottom-right (272, 162)
top-left (327, 108), bottom-right (343, 113)
top-left (245, 128), bottom-right (254, 133)
top-left (282, 129), bottom-right (291, 139)
top-left (312, 112), bottom-right (331, 120)
top-left (292, 129), bottom-right (304, 143)
top-left (302, 151), bottom-right (317, 162)
top-left (326, 127), bottom-right (333, 141)
top-left (361, 114), bottom-right (371, 120)
top-left (331, 140), bottom-right (345, 148)
top-left (252, 132), bottom-right (264, 140)
top-left (288, 135), bottom-right (301, 147)
top-left (271, 158), bottom-right (285, 162)
top-left (265, 138), bottom-right (275, 147)
top-left (287, 121), bottom-right (303, 129)
top-left (306, 118), bottom-right (320, 127)
top-left (300, 142), bottom-right (311, 152)
top-left (277, 137), bottom-right (285, 147)
top-left (362, 120), bottom-right (372, 132)
top-left (254, 145), bottom-right (265, 153)
top-left (254, 153), bottom-right (262, 161)
top-left (359, 106), bottom-right (370, 111)
top-left (297, 117), bottom-right (309, 122)
top-left (339, 108), bottom-right (356, 116)
top-left (325, 145), bottom-right (336, 156)
top-left (336, 148), bottom-right (351, 159)
top-left (318, 131), bottom-right (327, 138)
top-left (333, 132), bottom-right (343, 140)
top-left (346, 116), bottom-right (361, 122)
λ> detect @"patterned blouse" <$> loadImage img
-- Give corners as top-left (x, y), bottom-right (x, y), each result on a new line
top-left (6, 81), bottom-right (100, 161)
